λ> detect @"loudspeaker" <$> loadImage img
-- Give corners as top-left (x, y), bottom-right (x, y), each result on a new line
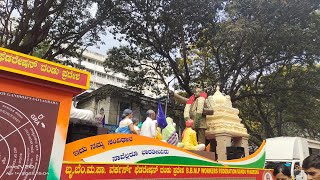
top-left (227, 146), bottom-right (245, 160)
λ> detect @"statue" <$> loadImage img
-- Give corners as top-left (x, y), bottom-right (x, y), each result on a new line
top-left (70, 102), bottom-right (94, 122)
top-left (162, 117), bottom-right (179, 146)
top-left (182, 119), bottom-right (205, 151)
top-left (170, 87), bottom-right (213, 144)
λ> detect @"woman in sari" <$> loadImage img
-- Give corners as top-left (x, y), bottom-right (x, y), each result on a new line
top-left (116, 109), bottom-right (138, 134)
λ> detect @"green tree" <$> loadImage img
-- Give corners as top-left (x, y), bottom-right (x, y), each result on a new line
top-left (104, 0), bottom-right (320, 144)
top-left (105, 0), bottom-right (320, 100)
top-left (0, 0), bottom-right (116, 60)
top-left (105, 0), bottom-right (223, 95)
top-left (197, 0), bottom-right (320, 100)
top-left (104, 46), bottom-right (169, 94)
top-left (238, 66), bottom-right (320, 145)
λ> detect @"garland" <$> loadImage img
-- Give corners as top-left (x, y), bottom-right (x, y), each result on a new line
top-left (183, 92), bottom-right (207, 120)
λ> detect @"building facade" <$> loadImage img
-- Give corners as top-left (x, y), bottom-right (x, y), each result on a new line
top-left (59, 50), bottom-right (165, 96)
top-left (59, 50), bottom-right (128, 90)
top-left (76, 84), bottom-right (163, 125)
top-left (59, 50), bottom-right (168, 130)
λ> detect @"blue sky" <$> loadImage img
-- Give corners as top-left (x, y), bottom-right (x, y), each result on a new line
top-left (87, 3), bottom-right (129, 55)
top-left (86, 34), bottom-right (127, 55)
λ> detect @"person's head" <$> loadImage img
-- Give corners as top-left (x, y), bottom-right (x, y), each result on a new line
top-left (132, 117), bottom-right (139, 125)
top-left (166, 117), bottom-right (174, 126)
top-left (99, 108), bottom-right (104, 115)
top-left (185, 119), bottom-right (194, 128)
top-left (303, 154), bottom-right (320, 180)
top-left (173, 122), bottom-right (176, 128)
top-left (146, 110), bottom-right (156, 120)
top-left (273, 164), bottom-right (292, 180)
top-left (193, 87), bottom-right (203, 98)
top-left (122, 109), bottom-right (133, 119)
top-left (294, 162), bottom-right (302, 171)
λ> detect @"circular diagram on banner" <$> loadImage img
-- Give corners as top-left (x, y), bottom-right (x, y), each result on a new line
top-left (0, 91), bottom-right (60, 180)
top-left (0, 101), bottom-right (41, 180)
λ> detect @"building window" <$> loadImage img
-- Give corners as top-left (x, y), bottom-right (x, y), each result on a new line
top-left (107, 75), bottom-right (115, 80)
top-left (97, 72), bottom-right (106, 78)
top-left (96, 61), bottom-right (104, 66)
top-left (88, 58), bottom-right (95, 64)
top-left (87, 69), bottom-right (94, 74)
top-left (117, 78), bottom-right (125, 83)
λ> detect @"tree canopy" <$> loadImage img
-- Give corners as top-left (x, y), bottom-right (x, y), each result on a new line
top-left (238, 66), bottom-right (320, 144)
top-left (105, 0), bottom-right (320, 97)
top-left (104, 0), bottom-right (223, 95)
top-left (104, 0), bottom-right (320, 143)
top-left (0, 0), bottom-right (116, 60)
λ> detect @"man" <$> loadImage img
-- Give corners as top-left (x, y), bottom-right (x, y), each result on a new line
top-left (294, 162), bottom-right (303, 180)
top-left (302, 154), bottom-right (320, 180)
top-left (140, 110), bottom-right (157, 138)
top-left (95, 108), bottom-right (105, 127)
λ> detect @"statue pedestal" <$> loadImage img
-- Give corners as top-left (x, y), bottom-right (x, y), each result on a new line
top-left (209, 133), bottom-right (249, 160)
top-left (188, 150), bottom-right (216, 161)
top-left (205, 88), bottom-right (249, 160)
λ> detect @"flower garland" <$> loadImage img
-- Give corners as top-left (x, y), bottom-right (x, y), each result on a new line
top-left (183, 92), bottom-right (207, 120)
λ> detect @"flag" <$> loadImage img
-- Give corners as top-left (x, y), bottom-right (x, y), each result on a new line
top-left (157, 101), bottom-right (167, 129)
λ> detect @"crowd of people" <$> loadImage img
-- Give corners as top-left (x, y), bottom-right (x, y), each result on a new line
top-left (272, 154), bottom-right (320, 180)
top-left (106, 108), bottom-right (205, 151)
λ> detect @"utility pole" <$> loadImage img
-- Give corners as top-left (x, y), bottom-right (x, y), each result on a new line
top-left (165, 77), bottom-right (176, 116)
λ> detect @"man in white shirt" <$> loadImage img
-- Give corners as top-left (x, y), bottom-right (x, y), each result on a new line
top-left (140, 110), bottom-right (157, 138)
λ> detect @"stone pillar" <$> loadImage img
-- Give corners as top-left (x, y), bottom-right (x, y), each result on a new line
top-left (209, 139), bottom-right (217, 160)
top-left (233, 137), bottom-right (249, 157)
top-left (215, 133), bottom-right (232, 160)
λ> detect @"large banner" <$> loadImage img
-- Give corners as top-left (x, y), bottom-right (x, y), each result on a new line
top-left (0, 47), bottom-right (90, 89)
top-left (0, 91), bottom-right (60, 180)
top-left (63, 134), bottom-right (269, 179)
top-left (64, 134), bottom-right (225, 166)
top-left (60, 163), bottom-right (274, 180)
top-left (64, 134), bottom-right (266, 168)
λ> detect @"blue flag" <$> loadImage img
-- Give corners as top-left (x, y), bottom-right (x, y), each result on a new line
top-left (157, 101), bottom-right (167, 129)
